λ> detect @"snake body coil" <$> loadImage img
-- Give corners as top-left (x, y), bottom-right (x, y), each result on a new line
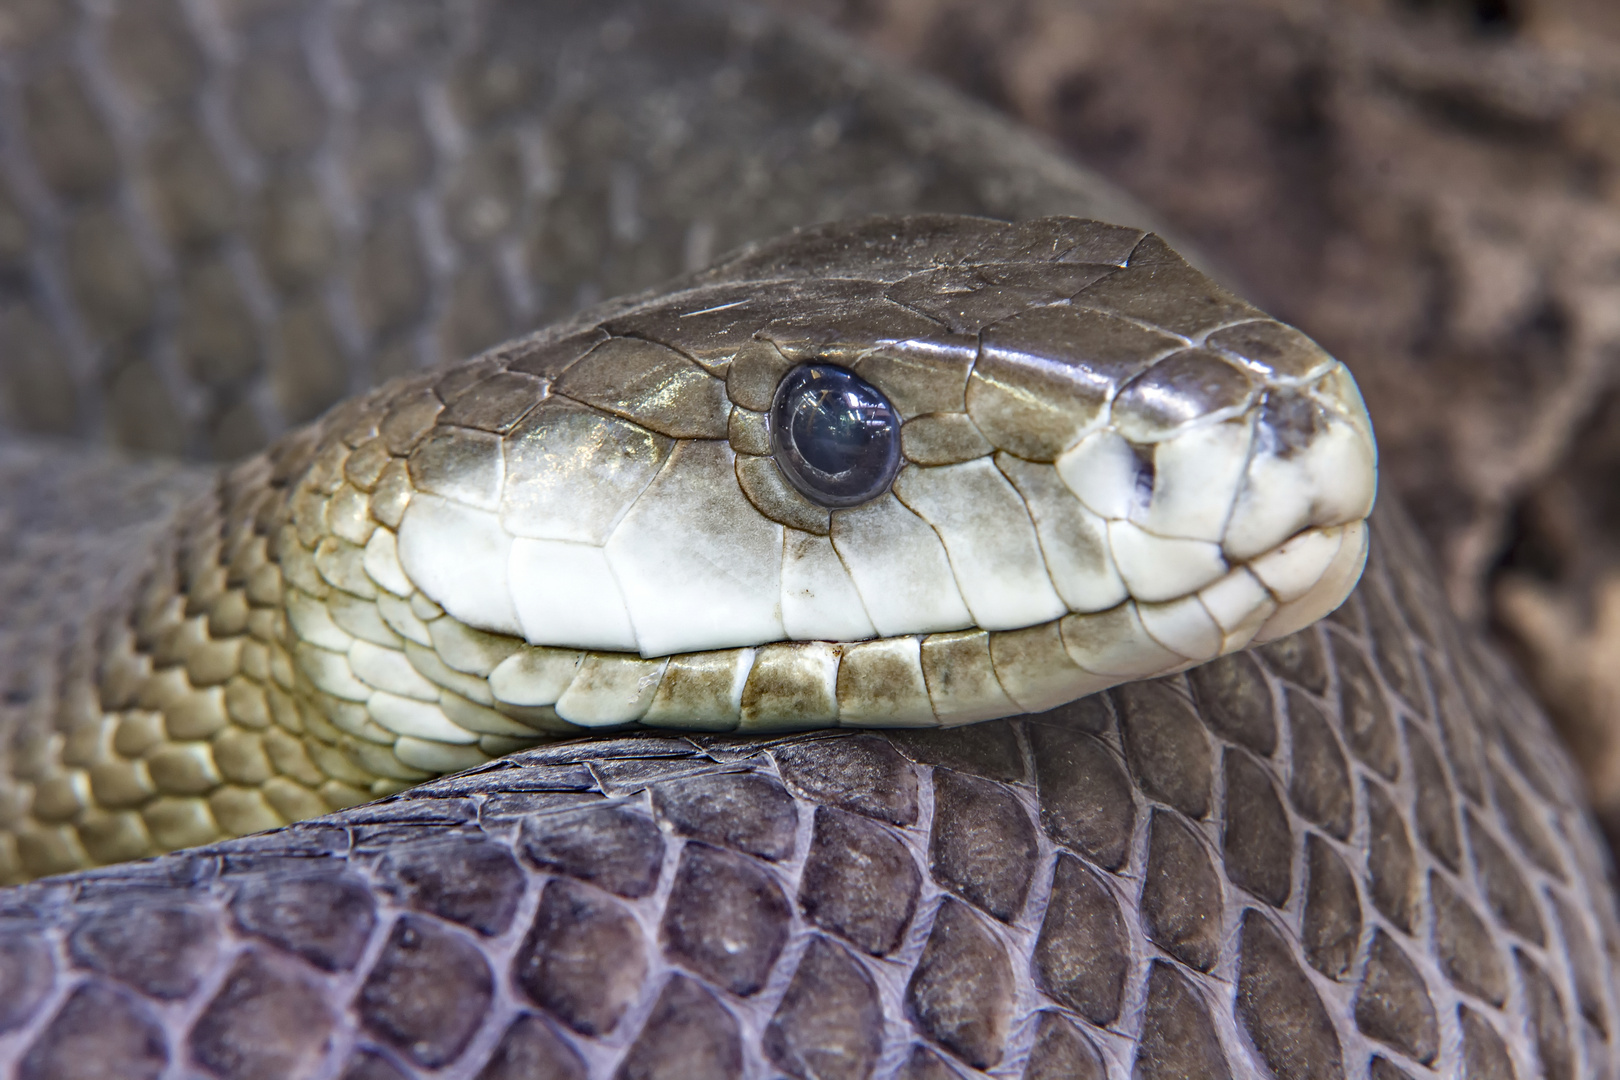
top-left (0, 2), bottom-right (1614, 1079)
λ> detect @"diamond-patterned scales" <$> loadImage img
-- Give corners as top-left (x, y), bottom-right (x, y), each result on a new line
top-left (0, 504), bottom-right (1611, 1077)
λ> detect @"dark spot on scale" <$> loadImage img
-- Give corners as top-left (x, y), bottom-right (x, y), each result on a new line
top-left (1258, 389), bottom-right (1323, 459)
top-left (1129, 441), bottom-right (1156, 510)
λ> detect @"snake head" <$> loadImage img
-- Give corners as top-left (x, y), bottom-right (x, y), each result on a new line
top-left (288, 215), bottom-right (1373, 743)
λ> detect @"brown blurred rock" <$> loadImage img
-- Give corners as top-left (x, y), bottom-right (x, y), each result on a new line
top-left (771, 0), bottom-right (1620, 827)
top-left (1495, 389), bottom-right (1620, 838)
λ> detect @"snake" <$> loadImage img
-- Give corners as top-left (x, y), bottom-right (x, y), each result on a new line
top-left (0, 1), bottom-right (1613, 1078)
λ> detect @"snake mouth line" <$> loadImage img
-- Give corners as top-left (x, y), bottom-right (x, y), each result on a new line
top-left (328, 520), bottom-right (1371, 744)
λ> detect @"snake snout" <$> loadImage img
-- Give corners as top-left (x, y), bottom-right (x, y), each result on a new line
top-left (1055, 318), bottom-right (1377, 656)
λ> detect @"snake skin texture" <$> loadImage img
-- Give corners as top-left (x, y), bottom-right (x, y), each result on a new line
top-left (0, 211), bottom-right (1376, 882)
top-left (1, 506), bottom-right (1616, 1080)
top-left (0, 0), bottom-right (1150, 453)
top-left (0, 1), bottom-right (1616, 1079)
top-left (0, 208), bottom-right (1380, 880)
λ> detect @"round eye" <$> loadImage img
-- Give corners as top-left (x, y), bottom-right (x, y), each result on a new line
top-left (770, 364), bottom-right (901, 508)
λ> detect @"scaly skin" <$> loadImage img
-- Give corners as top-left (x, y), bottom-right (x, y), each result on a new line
top-left (0, 214), bottom-right (1377, 883)
top-left (0, 2), bottom-right (1613, 1078)
top-left (0, 504), bottom-right (1611, 1078)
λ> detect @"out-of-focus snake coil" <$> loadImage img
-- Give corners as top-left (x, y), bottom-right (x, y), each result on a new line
top-left (0, 2), bottom-right (1614, 1079)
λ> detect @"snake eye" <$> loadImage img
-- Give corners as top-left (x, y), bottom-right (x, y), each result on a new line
top-left (770, 364), bottom-right (901, 508)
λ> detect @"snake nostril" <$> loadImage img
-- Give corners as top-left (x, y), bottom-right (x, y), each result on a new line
top-left (769, 363), bottom-right (901, 508)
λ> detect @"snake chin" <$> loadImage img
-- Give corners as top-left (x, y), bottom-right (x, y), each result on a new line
top-left (1248, 519), bottom-right (1371, 643)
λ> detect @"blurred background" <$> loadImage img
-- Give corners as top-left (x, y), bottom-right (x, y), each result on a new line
top-left (4, 0), bottom-right (1620, 848)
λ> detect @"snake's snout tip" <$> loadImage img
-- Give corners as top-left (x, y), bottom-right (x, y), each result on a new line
top-left (1053, 323), bottom-right (1377, 644)
top-left (1208, 347), bottom-right (1377, 647)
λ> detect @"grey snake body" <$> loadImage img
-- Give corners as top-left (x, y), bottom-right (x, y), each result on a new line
top-left (0, 2), bottom-right (1614, 1079)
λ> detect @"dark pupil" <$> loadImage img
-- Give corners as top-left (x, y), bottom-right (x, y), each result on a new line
top-left (770, 365), bottom-right (900, 508)
top-left (792, 389), bottom-right (882, 473)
